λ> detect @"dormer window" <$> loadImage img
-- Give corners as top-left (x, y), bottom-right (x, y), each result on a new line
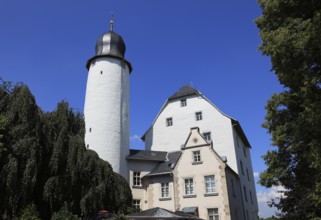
top-left (195, 112), bottom-right (202, 121)
top-left (166, 117), bottom-right (173, 127)
top-left (181, 99), bottom-right (187, 107)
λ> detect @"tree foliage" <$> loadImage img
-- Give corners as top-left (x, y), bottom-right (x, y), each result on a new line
top-left (256, 0), bottom-right (321, 219)
top-left (0, 81), bottom-right (132, 219)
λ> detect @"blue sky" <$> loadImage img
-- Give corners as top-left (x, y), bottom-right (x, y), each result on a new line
top-left (0, 0), bottom-right (283, 218)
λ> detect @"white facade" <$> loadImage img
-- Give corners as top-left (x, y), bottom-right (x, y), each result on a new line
top-left (141, 87), bottom-right (259, 219)
top-left (84, 57), bottom-right (130, 177)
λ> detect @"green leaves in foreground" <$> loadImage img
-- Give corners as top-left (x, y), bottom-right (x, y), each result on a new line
top-left (0, 82), bottom-right (132, 219)
top-left (256, 0), bottom-right (321, 218)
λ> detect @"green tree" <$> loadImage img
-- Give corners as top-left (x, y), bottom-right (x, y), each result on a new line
top-left (0, 81), bottom-right (132, 219)
top-left (256, 0), bottom-right (321, 219)
top-left (19, 204), bottom-right (41, 220)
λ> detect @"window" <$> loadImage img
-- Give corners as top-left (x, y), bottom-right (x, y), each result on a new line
top-left (195, 112), bottom-right (202, 121)
top-left (133, 199), bottom-right (140, 210)
top-left (243, 146), bottom-right (247, 157)
top-left (243, 186), bottom-right (248, 202)
top-left (193, 151), bottom-right (201, 162)
top-left (161, 182), bottom-right (170, 198)
top-left (166, 117), bottom-right (173, 127)
top-left (205, 175), bottom-right (216, 193)
top-left (89, 128), bottom-right (92, 132)
top-left (184, 178), bottom-right (194, 195)
top-left (246, 168), bottom-right (250, 181)
top-left (133, 172), bottom-right (141, 186)
top-left (181, 99), bottom-right (187, 107)
top-left (203, 132), bottom-right (211, 142)
top-left (208, 208), bottom-right (219, 220)
top-left (240, 160), bottom-right (244, 175)
top-left (250, 190), bottom-right (253, 204)
top-left (231, 179), bottom-right (236, 196)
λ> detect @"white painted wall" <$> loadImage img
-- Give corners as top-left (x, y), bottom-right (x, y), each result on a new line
top-left (145, 95), bottom-right (237, 173)
top-left (84, 57), bottom-right (130, 178)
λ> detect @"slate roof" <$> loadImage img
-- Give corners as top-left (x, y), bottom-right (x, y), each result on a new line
top-left (168, 85), bottom-right (200, 100)
top-left (126, 150), bottom-right (167, 161)
top-left (147, 151), bottom-right (181, 176)
top-left (128, 207), bottom-right (203, 219)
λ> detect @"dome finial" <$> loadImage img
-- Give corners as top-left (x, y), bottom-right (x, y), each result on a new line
top-left (110, 12), bottom-right (114, 32)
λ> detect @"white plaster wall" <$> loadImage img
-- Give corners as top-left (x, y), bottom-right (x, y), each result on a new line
top-left (84, 57), bottom-right (130, 178)
top-left (145, 96), bottom-right (238, 173)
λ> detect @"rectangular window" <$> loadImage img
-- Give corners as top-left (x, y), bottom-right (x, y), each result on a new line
top-left (250, 190), bottom-right (253, 204)
top-left (231, 179), bottom-right (236, 196)
top-left (243, 186), bottom-right (248, 202)
top-left (195, 112), bottom-right (203, 121)
top-left (246, 168), bottom-right (250, 181)
top-left (166, 117), bottom-right (173, 127)
top-left (133, 172), bottom-right (141, 186)
top-left (184, 178), bottom-right (194, 195)
top-left (181, 99), bottom-right (187, 107)
top-left (208, 208), bottom-right (219, 220)
top-left (203, 132), bottom-right (211, 142)
top-left (240, 160), bottom-right (244, 175)
top-left (161, 182), bottom-right (170, 198)
top-left (193, 151), bottom-right (201, 162)
top-left (205, 175), bottom-right (216, 193)
top-left (133, 199), bottom-right (140, 210)
top-left (243, 146), bottom-right (247, 158)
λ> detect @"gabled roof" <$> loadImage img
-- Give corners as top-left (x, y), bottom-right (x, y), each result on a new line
top-left (128, 207), bottom-right (203, 219)
top-left (168, 85), bottom-right (200, 101)
top-left (126, 150), bottom-right (167, 161)
top-left (147, 151), bottom-right (181, 176)
top-left (141, 85), bottom-right (251, 148)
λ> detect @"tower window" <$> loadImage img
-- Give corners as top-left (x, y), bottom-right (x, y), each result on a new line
top-left (181, 99), bottom-right (187, 107)
top-left (100, 71), bottom-right (103, 74)
top-left (89, 128), bottom-right (92, 133)
top-left (166, 117), bottom-right (173, 127)
top-left (240, 160), bottom-right (244, 175)
top-left (195, 112), bottom-right (202, 121)
top-left (243, 185), bottom-right (248, 202)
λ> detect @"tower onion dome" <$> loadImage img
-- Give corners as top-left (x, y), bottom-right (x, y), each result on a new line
top-left (86, 22), bottom-right (132, 72)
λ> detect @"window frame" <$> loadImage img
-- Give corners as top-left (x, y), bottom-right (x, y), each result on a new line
top-left (184, 178), bottom-right (194, 195)
top-left (132, 199), bottom-right (140, 210)
top-left (203, 132), bottom-right (211, 142)
top-left (181, 99), bottom-right (187, 107)
top-left (166, 117), bottom-right (173, 127)
top-left (195, 111), bottom-right (203, 121)
top-left (161, 182), bottom-right (170, 198)
top-left (204, 175), bottom-right (216, 194)
top-left (208, 208), bottom-right (219, 220)
top-left (193, 151), bottom-right (201, 162)
top-left (133, 171), bottom-right (142, 187)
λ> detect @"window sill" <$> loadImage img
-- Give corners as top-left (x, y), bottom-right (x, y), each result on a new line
top-left (132, 185), bottom-right (143, 189)
top-left (204, 192), bottom-right (218, 197)
top-left (159, 197), bottom-right (172, 201)
top-left (192, 161), bottom-right (203, 165)
top-left (183, 194), bottom-right (197, 198)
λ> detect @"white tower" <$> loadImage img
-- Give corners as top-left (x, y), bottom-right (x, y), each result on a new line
top-left (84, 19), bottom-right (132, 178)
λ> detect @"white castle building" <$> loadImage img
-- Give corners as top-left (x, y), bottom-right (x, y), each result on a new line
top-left (84, 20), bottom-right (259, 220)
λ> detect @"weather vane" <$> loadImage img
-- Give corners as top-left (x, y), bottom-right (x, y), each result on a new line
top-left (110, 12), bottom-right (114, 32)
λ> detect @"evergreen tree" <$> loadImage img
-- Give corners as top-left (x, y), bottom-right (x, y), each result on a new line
top-left (0, 81), bottom-right (132, 219)
top-left (256, 0), bottom-right (321, 219)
